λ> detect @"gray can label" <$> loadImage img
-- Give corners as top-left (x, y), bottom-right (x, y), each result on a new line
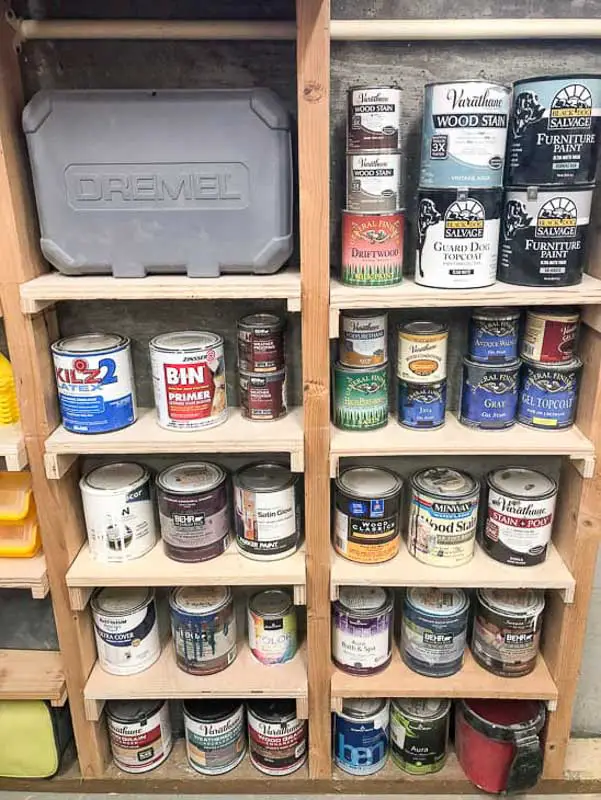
top-left (347, 152), bottom-right (401, 212)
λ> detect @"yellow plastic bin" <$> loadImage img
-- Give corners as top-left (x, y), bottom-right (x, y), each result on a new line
top-left (0, 473), bottom-right (40, 557)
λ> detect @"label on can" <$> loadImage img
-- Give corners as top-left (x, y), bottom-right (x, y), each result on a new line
top-left (469, 312), bottom-right (521, 364)
top-left (237, 316), bottom-right (285, 373)
top-left (398, 379), bottom-right (446, 429)
top-left (521, 310), bottom-right (579, 364)
top-left (239, 371), bottom-right (287, 421)
top-left (184, 704), bottom-right (246, 775)
top-left (339, 313), bottom-right (388, 368)
top-left (334, 700), bottom-right (390, 776)
top-left (248, 606), bottom-right (297, 665)
top-left (460, 360), bottom-right (520, 430)
top-left (234, 485), bottom-right (298, 559)
top-left (333, 363), bottom-right (389, 431)
top-left (397, 325), bottom-right (448, 384)
top-left (93, 596), bottom-right (160, 676)
top-left (347, 152), bottom-right (402, 213)
top-left (518, 360), bottom-right (581, 429)
top-left (390, 700), bottom-right (449, 775)
top-left (107, 701), bottom-right (172, 774)
top-left (348, 86), bottom-right (402, 151)
top-left (332, 594), bottom-right (393, 675)
top-left (248, 710), bottom-right (307, 776)
top-left (341, 211), bottom-right (404, 287)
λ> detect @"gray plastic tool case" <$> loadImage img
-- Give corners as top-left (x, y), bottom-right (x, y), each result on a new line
top-left (23, 89), bottom-right (293, 277)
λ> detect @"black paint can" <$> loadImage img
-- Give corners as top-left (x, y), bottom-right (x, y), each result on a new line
top-left (390, 698), bottom-right (450, 775)
top-left (397, 378), bottom-right (446, 429)
top-left (518, 357), bottom-right (582, 430)
top-left (459, 357), bottom-right (520, 430)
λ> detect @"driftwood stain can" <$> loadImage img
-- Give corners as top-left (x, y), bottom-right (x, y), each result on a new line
top-left (397, 321), bottom-right (448, 384)
top-left (332, 586), bottom-right (394, 675)
top-left (518, 357), bottom-right (582, 430)
top-left (106, 699), bottom-right (173, 774)
top-left (239, 370), bottom-right (287, 421)
top-left (397, 378), bottom-right (447, 429)
top-left (347, 85), bottom-right (402, 152)
top-left (346, 151), bottom-right (402, 212)
top-left (333, 361), bottom-right (389, 431)
top-left (390, 698), bottom-right (450, 775)
top-left (183, 699), bottom-right (246, 775)
top-left (459, 357), bottom-right (520, 430)
top-left (341, 210), bottom-right (404, 287)
top-left (469, 308), bottom-right (521, 364)
top-left (339, 311), bottom-right (388, 368)
top-left (334, 698), bottom-right (390, 776)
top-left (237, 313), bottom-right (285, 374)
top-left (248, 589), bottom-right (297, 665)
top-left (247, 699), bottom-right (308, 776)
top-left (521, 307), bottom-right (580, 364)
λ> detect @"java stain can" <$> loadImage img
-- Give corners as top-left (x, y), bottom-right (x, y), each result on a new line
top-left (397, 379), bottom-right (447, 429)
top-left (347, 151), bottom-right (402, 213)
top-left (390, 698), bottom-right (450, 775)
top-left (247, 699), bottom-right (308, 776)
top-left (420, 81), bottom-right (511, 188)
top-left (52, 333), bottom-right (136, 434)
top-left (339, 310), bottom-right (388, 368)
top-left (459, 357), bottom-right (520, 430)
top-left (248, 589), bottom-right (298, 665)
top-left (334, 698), bottom-right (390, 776)
top-left (518, 357), bottom-right (582, 430)
top-left (469, 308), bottom-right (521, 364)
top-left (183, 699), bottom-right (246, 776)
top-left (333, 361), bottom-right (389, 431)
top-left (416, 188), bottom-right (501, 289)
top-left (506, 75), bottom-right (601, 186)
top-left (106, 699), bottom-right (173, 774)
top-left (499, 185), bottom-right (593, 287)
top-left (332, 586), bottom-right (394, 676)
top-left (347, 85), bottom-right (402, 152)
top-left (521, 307), bottom-right (580, 364)
top-left (397, 321), bottom-right (448, 384)
top-left (239, 370), bottom-right (287, 421)
top-left (341, 210), bottom-right (404, 287)
top-left (237, 313), bottom-right (285, 374)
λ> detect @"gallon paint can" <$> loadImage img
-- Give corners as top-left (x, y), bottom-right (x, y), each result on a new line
top-left (483, 467), bottom-right (557, 567)
top-left (499, 185), bottom-right (593, 287)
top-left (521, 307), bottom-right (580, 364)
top-left (339, 311), bottom-right (388, 368)
top-left (106, 699), bottom-right (173, 774)
top-left (390, 698), bottom-right (450, 775)
top-left (506, 74), bottom-right (601, 186)
top-left (415, 187), bottom-right (501, 289)
top-left (233, 462), bottom-right (300, 561)
top-left (237, 313), bottom-right (285, 374)
top-left (346, 151), bottom-right (402, 212)
top-left (247, 699), bottom-right (308, 776)
top-left (149, 330), bottom-right (227, 431)
top-left (420, 80), bottom-right (511, 188)
top-left (169, 586), bottom-right (237, 675)
top-left (459, 357), bottom-right (520, 430)
top-left (397, 378), bottom-right (447, 429)
top-left (518, 357), bottom-right (582, 430)
top-left (248, 589), bottom-right (298, 665)
top-left (239, 370), bottom-right (287, 421)
top-left (333, 466), bottom-right (403, 564)
top-left (347, 85), bottom-right (402, 152)
top-left (334, 698), bottom-right (390, 776)
top-left (471, 588), bottom-right (545, 678)
top-left (407, 467), bottom-right (480, 568)
top-left (51, 333), bottom-right (136, 434)
top-left (91, 587), bottom-right (160, 676)
top-left (469, 308), bottom-right (521, 364)
top-left (80, 462), bottom-right (157, 563)
top-left (332, 586), bottom-right (394, 675)
top-left (333, 361), bottom-right (389, 431)
top-left (183, 699), bottom-right (246, 776)
top-left (397, 321), bottom-right (448, 384)
top-left (341, 210), bottom-right (404, 287)
top-left (156, 462), bottom-right (231, 563)
top-left (400, 587), bottom-right (470, 677)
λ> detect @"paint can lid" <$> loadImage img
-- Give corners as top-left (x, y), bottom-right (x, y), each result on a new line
top-left (234, 462), bottom-right (296, 493)
top-left (392, 698), bottom-right (451, 721)
top-left (526, 307), bottom-right (579, 322)
top-left (513, 74), bottom-right (601, 87)
top-left (487, 467), bottom-right (557, 501)
top-left (425, 79), bottom-right (510, 91)
top-left (106, 699), bottom-right (165, 724)
top-left (248, 589), bottom-right (294, 619)
top-left (463, 356), bottom-right (521, 371)
top-left (149, 330), bottom-right (223, 352)
top-left (81, 462), bottom-right (149, 494)
top-left (349, 84), bottom-right (399, 92)
top-left (183, 698), bottom-right (243, 723)
top-left (52, 332), bottom-right (129, 355)
top-left (477, 588), bottom-right (545, 618)
top-left (336, 466), bottom-right (402, 500)
top-left (412, 467), bottom-right (478, 499)
top-left (406, 587), bottom-right (469, 617)
top-left (341, 698), bottom-right (388, 719)
top-left (337, 586), bottom-right (392, 615)
top-left (472, 307), bottom-right (521, 322)
top-left (522, 356), bottom-right (583, 371)
top-left (247, 698), bottom-right (298, 724)
top-left (157, 462), bottom-right (226, 495)
top-left (341, 309), bottom-right (388, 322)
top-left (92, 587), bottom-right (154, 616)
top-left (399, 321), bottom-right (448, 336)
top-left (237, 313), bottom-right (284, 332)
top-left (169, 586), bottom-right (231, 615)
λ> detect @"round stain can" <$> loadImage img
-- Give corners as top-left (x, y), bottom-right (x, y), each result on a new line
top-left (472, 589), bottom-right (545, 678)
top-left (397, 321), bottom-right (448, 384)
top-left (52, 333), bottom-right (136, 434)
top-left (408, 467), bottom-right (480, 568)
top-left (183, 699), bottom-right (246, 776)
top-left (483, 467), bottom-right (558, 567)
top-left (80, 462), bottom-right (157, 563)
top-left (333, 466), bottom-right (403, 564)
top-left (459, 357), bottom-right (520, 430)
top-left (332, 586), bottom-right (394, 676)
top-left (334, 698), bottom-right (390, 776)
top-left (106, 699), bottom-right (173, 774)
top-left (91, 587), bottom-right (160, 676)
top-left (169, 586), bottom-right (237, 675)
top-left (341, 210), bottom-right (404, 287)
top-left (420, 81), bottom-right (511, 188)
top-left (499, 185), bottom-right (593, 287)
top-left (248, 589), bottom-right (297, 665)
top-left (239, 370), bottom-right (287, 421)
top-left (237, 313), bottom-right (285, 374)
top-left (469, 308), bottom-right (521, 364)
top-left (390, 698), bottom-right (450, 775)
top-left (346, 151), bottom-right (402, 213)
top-left (233, 463), bottom-right (300, 561)
top-left (400, 588), bottom-right (470, 678)
top-left (156, 462), bottom-right (231, 563)
top-left (518, 357), bottom-right (582, 430)
top-left (149, 330), bottom-right (227, 431)
top-left (397, 378), bottom-right (447, 429)
top-left (506, 75), bottom-right (601, 186)
top-left (339, 310), bottom-right (388, 368)
top-left (247, 699), bottom-right (308, 776)
top-left (333, 361), bottom-right (389, 431)
top-left (347, 85), bottom-right (402, 152)
top-left (521, 307), bottom-right (580, 364)
top-left (416, 187), bottom-right (502, 289)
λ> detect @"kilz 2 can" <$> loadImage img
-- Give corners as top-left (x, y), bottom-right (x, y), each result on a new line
top-left (483, 467), bottom-right (558, 567)
top-left (416, 188), bottom-right (501, 289)
top-left (333, 362), bottom-right (389, 431)
top-left (333, 466), bottom-right (403, 564)
top-left (52, 333), bottom-right (136, 434)
top-left (248, 589), bottom-right (297, 665)
top-left (390, 698), bottom-right (450, 775)
top-left (459, 357), bottom-right (520, 430)
top-left (334, 698), bottom-right (390, 776)
top-left (183, 699), bottom-right (246, 776)
top-left (469, 308), bottom-right (521, 364)
top-left (521, 307), bottom-right (580, 364)
top-left (332, 586), bottom-right (394, 675)
top-left (518, 357), bottom-right (582, 430)
top-left (506, 75), bottom-right (601, 186)
top-left (237, 313), bottom-right (285, 373)
top-left (106, 699), bottom-right (173, 774)
top-left (397, 378), bottom-right (447, 429)
top-left (150, 330), bottom-right (227, 430)
top-left (247, 699), bottom-right (307, 776)
top-left (341, 210), bottom-right (404, 287)
top-left (347, 151), bottom-right (402, 212)
top-left (239, 370), bottom-right (287, 421)
top-left (347, 85), bottom-right (402, 152)
top-left (339, 311), bottom-right (388, 368)
top-left (397, 321), bottom-right (448, 384)
top-left (400, 588), bottom-right (470, 678)
top-left (499, 186), bottom-right (593, 287)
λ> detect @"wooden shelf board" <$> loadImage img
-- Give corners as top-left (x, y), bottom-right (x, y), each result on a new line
top-left (0, 423), bottom-right (27, 471)
top-left (0, 649), bottom-right (66, 705)
top-left (0, 552), bottom-right (49, 598)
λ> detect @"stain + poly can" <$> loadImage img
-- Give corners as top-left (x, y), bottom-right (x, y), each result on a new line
top-left (518, 357), bottom-right (582, 430)
top-left (247, 699), bottom-right (307, 776)
top-left (341, 210), bottom-right (404, 287)
top-left (390, 698), bottom-right (450, 775)
top-left (397, 378), bottom-right (447, 429)
top-left (347, 86), bottom-right (402, 152)
top-left (237, 313), bottom-right (285, 374)
top-left (469, 308), bottom-right (521, 364)
top-left (397, 321), bottom-right (448, 384)
top-left (459, 357), bottom-right (520, 430)
top-left (239, 370), bottom-right (287, 421)
top-left (339, 311), bottom-right (388, 368)
top-left (521, 307), bottom-right (580, 364)
top-left (346, 151), bottom-right (402, 213)
top-left (106, 699), bottom-right (172, 774)
top-left (183, 699), bottom-right (246, 775)
top-left (333, 361), bottom-right (389, 431)
top-left (334, 698), bottom-right (390, 776)
top-left (248, 589), bottom-right (297, 665)
top-left (332, 586), bottom-right (394, 676)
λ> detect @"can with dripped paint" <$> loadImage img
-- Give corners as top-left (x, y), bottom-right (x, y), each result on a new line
top-left (397, 378), bottom-right (447, 429)
top-left (341, 210), bottom-right (404, 287)
top-left (459, 357), bottom-right (520, 430)
top-left (237, 313), bottom-right (285, 374)
top-left (248, 589), bottom-right (297, 665)
top-left (334, 698), bottom-right (390, 776)
top-left (333, 361), bottom-right (389, 431)
top-left (521, 307), bottom-right (580, 364)
top-left (397, 321), bottom-right (448, 385)
top-left (390, 698), bottom-right (450, 775)
top-left (106, 699), bottom-right (173, 774)
top-left (339, 311), bottom-right (388, 368)
top-left (332, 586), bottom-right (394, 675)
top-left (518, 357), bottom-right (582, 430)
top-left (247, 699), bottom-right (308, 776)
top-left (347, 85), bottom-right (402, 152)
top-left (239, 369), bottom-right (287, 421)
top-left (347, 151), bottom-right (402, 213)
top-left (183, 699), bottom-right (246, 776)
top-left (469, 308), bottom-right (521, 364)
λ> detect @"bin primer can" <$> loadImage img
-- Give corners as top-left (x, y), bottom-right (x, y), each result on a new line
top-left (183, 699), bottom-right (246, 776)
top-left (334, 698), bottom-right (390, 776)
top-left (247, 699), bottom-right (307, 776)
top-left (469, 308), bottom-right (521, 364)
top-left (341, 210), bottom-right (404, 287)
top-left (347, 151), bottom-right (402, 212)
top-left (518, 357), bottom-right (582, 430)
top-left (347, 85), bottom-right (402, 152)
top-left (333, 361), bottom-right (389, 431)
top-left (521, 307), bottom-right (580, 364)
top-left (339, 311), bottom-right (388, 368)
top-left (390, 698), bottom-right (450, 775)
top-left (237, 313), bottom-right (285, 374)
top-left (332, 586), bottom-right (394, 675)
top-left (106, 699), bottom-right (173, 774)
top-left (459, 357), bottom-right (520, 430)
top-left (248, 589), bottom-right (297, 665)
top-left (398, 321), bottom-right (448, 384)
top-left (398, 378), bottom-right (447, 429)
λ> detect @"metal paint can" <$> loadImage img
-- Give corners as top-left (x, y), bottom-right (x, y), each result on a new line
top-left (334, 698), bottom-right (390, 776)
top-left (91, 587), bottom-right (160, 676)
top-left (506, 75), bottom-right (601, 186)
top-left (341, 210), bottom-right (404, 287)
top-left (106, 699), bottom-right (173, 774)
top-left (459, 357), bottom-right (520, 430)
top-left (149, 330), bottom-right (227, 431)
top-left (397, 378), bottom-right (447, 429)
top-left (483, 467), bottom-right (558, 567)
top-left (168, 586), bottom-right (237, 675)
top-left (400, 588), bottom-right (470, 677)
top-left (332, 586), bottom-right (394, 675)
top-left (420, 80), bottom-right (511, 188)
top-left (390, 698), bottom-right (450, 775)
top-left (248, 589), bottom-right (298, 665)
top-left (333, 466), bottom-right (403, 564)
top-left (346, 151), bottom-right (402, 212)
top-left (80, 462), bottom-right (157, 563)
top-left (247, 699), bottom-right (308, 776)
top-left (518, 357), bottom-right (582, 430)
top-left (237, 313), bottom-right (285, 374)
top-left (156, 462), bottom-right (231, 563)
top-left (347, 85), bottom-right (402, 152)
top-left (233, 463), bottom-right (300, 560)
top-left (239, 369), bottom-right (287, 421)
top-left (415, 188), bottom-right (501, 289)
top-left (339, 310), bottom-right (388, 368)
top-left (521, 307), bottom-right (580, 364)
top-left (472, 589), bottom-right (545, 677)
top-left (397, 321), bottom-right (448, 384)
top-left (183, 699), bottom-right (246, 776)
top-left (469, 308), bottom-right (521, 364)
top-left (499, 185), bottom-right (593, 287)
top-left (408, 467), bottom-right (480, 568)
top-left (333, 361), bottom-right (389, 431)
top-left (51, 333), bottom-right (136, 434)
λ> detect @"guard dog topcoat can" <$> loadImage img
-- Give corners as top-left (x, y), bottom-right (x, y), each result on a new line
top-left (339, 311), bottom-right (388, 368)
top-left (469, 308), bottom-right (521, 364)
top-left (348, 86), bottom-right (402, 152)
top-left (106, 699), bottom-right (173, 774)
top-left (518, 357), bottom-right (582, 430)
top-left (521, 308), bottom-right (580, 364)
top-left (183, 699), bottom-right (246, 775)
top-left (247, 699), bottom-right (307, 776)
top-left (332, 586), bottom-right (394, 675)
top-left (390, 698), bottom-right (450, 775)
top-left (347, 151), bottom-right (402, 212)
top-left (334, 698), bottom-right (390, 776)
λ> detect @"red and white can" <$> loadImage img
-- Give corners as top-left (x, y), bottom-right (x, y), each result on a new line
top-left (521, 308), bottom-right (580, 365)
top-left (341, 210), bottom-right (404, 287)
top-left (106, 699), bottom-right (172, 774)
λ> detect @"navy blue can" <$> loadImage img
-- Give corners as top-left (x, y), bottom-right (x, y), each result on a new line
top-left (397, 379), bottom-right (446, 429)
top-left (460, 357), bottom-right (520, 430)
top-left (469, 308), bottom-right (521, 364)
top-left (518, 357), bottom-right (582, 430)
top-left (334, 698), bottom-right (390, 776)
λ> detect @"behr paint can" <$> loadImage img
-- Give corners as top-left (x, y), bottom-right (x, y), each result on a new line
top-left (518, 357), bottom-right (582, 430)
top-left (390, 698), bottom-right (450, 775)
top-left (183, 699), bottom-right (246, 776)
top-left (106, 699), bottom-right (173, 774)
top-left (346, 151), bottom-right (402, 213)
top-left (334, 698), bottom-right (390, 776)
top-left (397, 378), bottom-right (447, 429)
top-left (521, 307), bottom-right (580, 364)
top-left (80, 462), bottom-right (157, 563)
top-left (347, 85), bottom-right (402, 152)
top-left (248, 589), bottom-right (298, 665)
top-left (247, 699), bottom-right (308, 776)
top-left (341, 210), bottom-right (404, 287)
top-left (333, 361), bottom-right (389, 431)
top-left (459, 357), bottom-right (520, 430)
top-left (332, 586), bottom-right (394, 675)
top-left (239, 370), bottom-right (287, 421)
top-left (469, 308), bottom-right (521, 364)
top-left (339, 310), bottom-right (388, 368)
top-left (397, 321), bottom-right (448, 384)
top-left (237, 313), bottom-right (285, 374)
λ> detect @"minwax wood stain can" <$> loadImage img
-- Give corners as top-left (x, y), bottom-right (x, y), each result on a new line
top-left (346, 151), bottom-right (402, 212)
top-left (347, 86), bottom-right (402, 152)
top-left (247, 699), bottom-right (308, 776)
top-left (183, 699), bottom-right (246, 775)
top-left (333, 362), bottom-right (389, 431)
top-left (106, 699), bottom-right (172, 774)
top-left (390, 698), bottom-right (450, 775)
top-left (339, 311), bottom-right (388, 368)
top-left (332, 586), bottom-right (394, 675)
top-left (341, 210), bottom-right (404, 287)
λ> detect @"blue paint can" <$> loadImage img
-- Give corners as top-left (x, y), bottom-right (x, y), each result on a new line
top-left (334, 698), bottom-right (390, 776)
top-left (397, 378), bottom-right (446, 429)
top-left (460, 357), bottom-right (520, 430)
top-left (468, 308), bottom-right (521, 364)
top-left (518, 357), bottom-right (582, 430)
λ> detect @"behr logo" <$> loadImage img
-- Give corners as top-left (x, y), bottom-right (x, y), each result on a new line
top-left (444, 199), bottom-right (485, 239)
top-left (535, 197), bottom-right (578, 238)
top-left (549, 83), bottom-right (592, 129)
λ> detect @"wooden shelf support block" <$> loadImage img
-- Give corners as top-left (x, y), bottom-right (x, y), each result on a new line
top-left (287, 297), bottom-right (301, 313)
top-left (296, 696), bottom-right (309, 719)
top-left (290, 446), bottom-right (304, 473)
top-left (68, 586), bottom-right (94, 612)
top-left (570, 454), bottom-right (596, 479)
top-left (84, 697), bottom-right (106, 722)
top-left (293, 584), bottom-right (307, 605)
top-left (44, 451), bottom-right (78, 480)
top-left (329, 307), bottom-right (339, 339)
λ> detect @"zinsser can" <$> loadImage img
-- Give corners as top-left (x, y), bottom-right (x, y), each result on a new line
top-left (334, 698), bottom-right (390, 776)
top-left (347, 85), bottom-right (402, 152)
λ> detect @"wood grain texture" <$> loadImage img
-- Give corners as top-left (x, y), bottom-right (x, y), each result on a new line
top-left (0, 648), bottom-right (66, 704)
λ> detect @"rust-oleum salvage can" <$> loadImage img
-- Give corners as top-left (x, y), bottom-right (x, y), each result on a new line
top-left (347, 86), bottom-right (402, 152)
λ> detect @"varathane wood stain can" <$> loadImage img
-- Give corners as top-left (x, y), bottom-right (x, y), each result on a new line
top-left (332, 586), bottom-right (394, 675)
top-left (459, 357), bottom-right (520, 430)
top-left (237, 313), bottom-right (285, 374)
top-left (247, 699), bottom-right (308, 776)
top-left (518, 357), bottom-right (582, 430)
top-left (106, 699), bottom-right (173, 774)
top-left (333, 361), bottom-right (389, 431)
top-left (397, 321), bottom-right (448, 384)
top-left (334, 698), bottom-right (390, 776)
top-left (390, 698), bottom-right (450, 775)
top-left (346, 151), bottom-right (402, 212)
top-left (247, 589), bottom-right (298, 665)
top-left (339, 311), bottom-right (388, 368)
top-left (341, 210), bottom-right (404, 287)
top-left (521, 307), bottom-right (580, 364)
top-left (347, 86), bottom-right (402, 152)
top-left (183, 699), bottom-right (246, 775)
top-left (239, 370), bottom-right (287, 421)
top-left (469, 308), bottom-right (521, 364)
top-left (397, 378), bottom-right (447, 429)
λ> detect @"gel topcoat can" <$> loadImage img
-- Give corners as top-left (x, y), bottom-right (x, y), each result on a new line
top-left (390, 698), bottom-right (450, 775)
top-left (247, 699), bottom-right (307, 776)
top-left (332, 586), bottom-right (394, 675)
top-left (339, 311), bottom-right (388, 368)
top-left (469, 308), bottom-right (521, 364)
top-left (106, 699), bottom-right (173, 774)
top-left (334, 698), bottom-right (390, 776)
top-left (347, 86), bottom-right (402, 152)
top-left (333, 362), bottom-right (389, 431)
top-left (183, 699), bottom-right (246, 776)
top-left (347, 151), bottom-right (402, 213)
top-left (518, 357), bottom-right (582, 430)
top-left (459, 357), bottom-right (520, 430)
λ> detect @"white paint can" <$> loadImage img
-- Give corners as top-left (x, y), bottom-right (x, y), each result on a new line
top-left (106, 699), bottom-right (172, 774)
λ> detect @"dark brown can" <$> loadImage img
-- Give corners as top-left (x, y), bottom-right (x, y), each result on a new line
top-left (237, 313), bottom-right (285, 374)
top-left (239, 370), bottom-right (287, 421)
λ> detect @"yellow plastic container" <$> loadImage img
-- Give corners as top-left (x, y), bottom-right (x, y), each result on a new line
top-left (0, 473), bottom-right (33, 521)
top-left (0, 354), bottom-right (19, 425)
top-left (0, 473), bottom-right (39, 557)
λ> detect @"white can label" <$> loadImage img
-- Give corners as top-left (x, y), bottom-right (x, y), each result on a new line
top-left (408, 492), bottom-right (478, 567)
top-left (93, 602), bottom-right (160, 676)
top-left (485, 488), bottom-right (556, 566)
top-left (398, 332), bottom-right (448, 384)
top-left (347, 153), bottom-right (402, 212)
top-left (184, 705), bottom-right (246, 775)
top-left (234, 486), bottom-right (298, 558)
top-left (340, 314), bottom-right (388, 367)
top-left (108, 703), bottom-right (172, 773)
top-left (333, 609), bottom-right (392, 671)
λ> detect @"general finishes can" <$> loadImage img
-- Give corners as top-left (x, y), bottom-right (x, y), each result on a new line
top-left (346, 151), bottom-right (402, 213)
top-left (332, 586), bottom-right (394, 675)
top-left (183, 699), bottom-right (246, 775)
top-left (390, 698), bottom-right (450, 775)
top-left (469, 308), bottom-right (521, 364)
top-left (248, 589), bottom-right (297, 665)
top-left (341, 210), bottom-right (404, 287)
top-left (334, 698), bottom-right (390, 776)
top-left (333, 361), bottom-right (389, 431)
top-left (398, 378), bottom-right (447, 429)
top-left (247, 699), bottom-right (308, 776)
top-left (339, 311), bottom-right (388, 368)
top-left (106, 699), bottom-right (173, 774)
top-left (518, 357), bottom-right (582, 430)
top-left (397, 322), bottom-right (448, 384)
top-left (521, 308), bottom-right (580, 364)
top-left (459, 357), bottom-right (520, 430)
top-left (347, 85), bottom-right (402, 152)
top-left (237, 313), bottom-right (285, 374)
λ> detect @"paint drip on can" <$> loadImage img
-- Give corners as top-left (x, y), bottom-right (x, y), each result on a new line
top-left (468, 308), bottom-right (521, 364)
top-left (341, 211), bottom-right (404, 287)
top-left (459, 357), bottom-right (520, 430)
top-left (247, 699), bottom-right (308, 776)
top-left (332, 586), bottom-right (394, 675)
top-left (183, 699), bottom-right (247, 776)
top-left (333, 361), bottom-right (389, 431)
top-left (346, 151), bottom-right (402, 212)
top-left (334, 698), bottom-right (390, 776)
top-left (347, 85), bottom-right (402, 152)
top-left (518, 357), bottom-right (582, 429)
top-left (106, 699), bottom-right (173, 774)
top-left (237, 313), bottom-right (285, 374)
top-left (239, 370), bottom-right (287, 421)
top-left (397, 378), bottom-right (447, 429)
top-left (390, 698), bottom-right (450, 775)
top-left (339, 311), bottom-right (388, 368)
top-left (521, 307), bottom-right (580, 364)
top-left (247, 589), bottom-right (298, 665)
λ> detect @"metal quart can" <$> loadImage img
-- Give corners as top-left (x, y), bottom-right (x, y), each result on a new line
top-left (339, 310), bottom-right (388, 368)
top-left (397, 378), bottom-right (447, 429)
top-left (333, 361), bottom-right (389, 431)
top-left (239, 370), bottom-right (287, 421)
top-left (397, 321), bottom-right (448, 384)
top-left (334, 698), bottom-right (390, 776)
top-left (459, 357), bottom-right (520, 430)
top-left (237, 313), bottom-right (285, 374)
top-left (332, 586), bottom-right (394, 676)
top-left (247, 699), bottom-right (307, 776)
top-left (341, 210), bottom-right (404, 287)
top-left (469, 308), bottom-right (521, 364)
top-left (52, 333), bottom-right (136, 434)
top-left (347, 85), bottom-right (402, 152)
top-left (390, 698), bottom-right (450, 775)
top-left (346, 151), bottom-right (402, 213)
top-left (518, 357), bottom-right (582, 430)
top-left (183, 699), bottom-right (246, 776)
top-left (248, 589), bottom-right (297, 665)
top-left (521, 307), bottom-right (580, 364)
top-left (106, 699), bottom-right (173, 774)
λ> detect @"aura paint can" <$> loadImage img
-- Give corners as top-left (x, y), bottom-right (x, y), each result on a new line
top-left (518, 357), bottom-right (582, 430)
top-left (397, 378), bottom-right (447, 429)
top-left (183, 699), bottom-right (246, 776)
top-left (397, 321), bottom-right (448, 384)
top-left (341, 210), bottom-right (404, 287)
top-left (390, 698), bottom-right (450, 775)
top-left (333, 361), bottom-right (389, 431)
top-left (239, 370), bottom-right (287, 421)
top-left (339, 311), bottom-right (388, 368)
top-left (347, 86), bottom-right (402, 152)
top-left (248, 589), bottom-right (297, 665)
top-left (332, 586), bottom-right (394, 675)
top-left (106, 699), bottom-right (173, 774)
top-left (459, 357), bottom-right (520, 430)
top-left (334, 698), bottom-right (390, 776)
top-left (521, 307), bottom-right (580, 364)
top-left (469, 308), bottom-right (521, 364)
top-left (237, 313), bottom-right (285, 374)
top-left (247, 699), bottom-right (308, 776)
top-left (346, 151), bottom-right (402, 213)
